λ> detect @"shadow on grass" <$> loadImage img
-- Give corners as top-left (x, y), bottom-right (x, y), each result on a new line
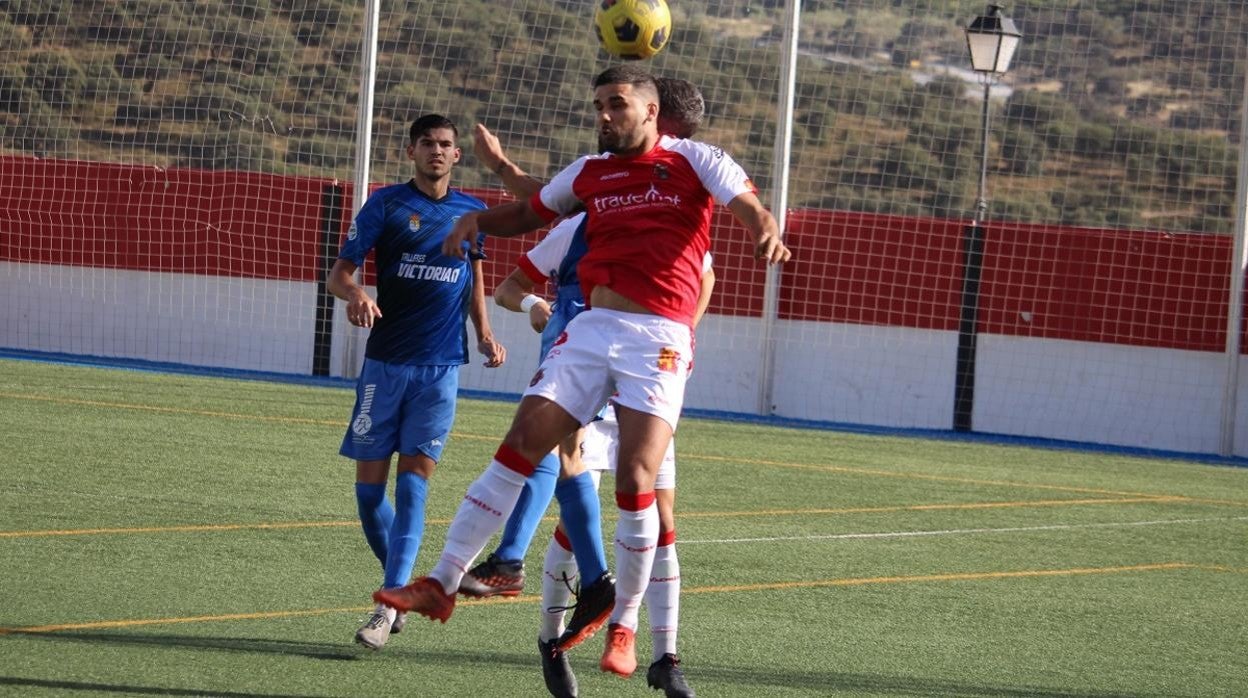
top-left (8, 629), bottom-right (360, 661)
top-left (685, 662), bottom-right (1164, 697)
top-left (8, 632), bottom-right (1165, 697)
top-left (0, 676), bottom-right (329, 698)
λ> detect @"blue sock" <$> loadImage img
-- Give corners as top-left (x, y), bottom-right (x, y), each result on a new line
top-left (496, 452), bottom-right (559, 561)
top-left (382, 471), bottom-right (429, 589)
top-left (555, 472), bottom-right (608, 582)
top-left (355, 482), bottom-right (393, 569)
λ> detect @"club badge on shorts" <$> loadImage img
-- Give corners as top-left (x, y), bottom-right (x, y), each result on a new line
top-left (656, 347), bottom-right (681, 374)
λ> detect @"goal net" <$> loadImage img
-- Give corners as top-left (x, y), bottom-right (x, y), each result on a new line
top-left (1, 1), bottom-right (1244, 455)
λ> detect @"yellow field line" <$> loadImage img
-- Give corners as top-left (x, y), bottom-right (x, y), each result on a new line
top-left (0, 392), bottom-right (342, 427)
top-left (0, 496), bottom-right (1172, 539)
top-left (4, 391), bottom-right (1244, 506)
top-left (0, 391), bottom-right (495, 440)
top-left (0, 520), bottom-right (360, 539)
top-left (683, 453), bottom-right (1181, 500)
top-left (678, 496), bottom-right (1184, 519)
top-left (0, 562), bottom-right (1215, 635)
top-left (686, 562), bottom-right (1202, 594)
top-left (0, 595), bottom-right (529, 635)
top-left (1192, 564), bottom-right (1248, 574)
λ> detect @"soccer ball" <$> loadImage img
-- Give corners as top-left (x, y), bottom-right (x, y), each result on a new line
top-left (594, 0), bottom-right (672, 61)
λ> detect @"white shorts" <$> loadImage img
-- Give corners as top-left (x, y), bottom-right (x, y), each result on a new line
top-left (580, 406), bottom-right (676, 490)
top-left (523, 308), bottom-right (693, 431)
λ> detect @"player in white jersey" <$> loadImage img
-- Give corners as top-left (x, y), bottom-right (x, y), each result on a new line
top-left (376, 65), bottom-right (790, 683)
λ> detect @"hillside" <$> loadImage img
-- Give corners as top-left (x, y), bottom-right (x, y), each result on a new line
top-left (0, 0), bottom-right (1242, 233)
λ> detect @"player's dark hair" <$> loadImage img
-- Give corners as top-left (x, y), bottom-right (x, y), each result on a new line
top-left (410, 114), bottom-right (458, 143)
top-left (593, 65), bottom-right (658, 100)
top-left (656, 77), bottom-right (704, 139)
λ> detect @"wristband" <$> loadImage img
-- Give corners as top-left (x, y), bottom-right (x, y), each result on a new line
top-left (519, 294), bottom-right (542, 313)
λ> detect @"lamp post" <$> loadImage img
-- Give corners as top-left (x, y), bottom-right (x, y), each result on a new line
top-left (965, 4), bottom-right (1021, 224)
top-left (953, 4), bottom-right (1021, 432)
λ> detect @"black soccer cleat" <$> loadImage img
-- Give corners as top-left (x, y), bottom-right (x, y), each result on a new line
top-left (539, 638), bottom-right (579, 698)
top-left (647, 654), bottom-right (695, 697)
top-left (458, 553), bottom-right (525, 598)
top-left (554, 571), bottom-right (615, 652)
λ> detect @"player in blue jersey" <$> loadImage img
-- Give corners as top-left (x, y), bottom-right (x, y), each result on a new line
top-left (461, 78), bottom-right (708, 698)
top-left (329, 114), bottom-right (506, 650)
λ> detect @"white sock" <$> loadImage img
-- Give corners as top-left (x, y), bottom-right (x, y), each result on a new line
top-left (539, 533), bottom-right (578, 642)
top-left (646, 541), bottom-right (680, 659)
top-left (429, 461), bottom-right (527, 594)
top-left (372, 603), bottom-right (397, 624)
top-left (609, 501), bottom-right (658, 632)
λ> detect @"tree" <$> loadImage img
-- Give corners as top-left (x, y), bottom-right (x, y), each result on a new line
top-left (25, 50), bottom-right (85, 109)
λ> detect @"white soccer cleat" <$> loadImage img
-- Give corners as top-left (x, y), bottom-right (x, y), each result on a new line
top-left (354, 605), bottom-right (396, 650)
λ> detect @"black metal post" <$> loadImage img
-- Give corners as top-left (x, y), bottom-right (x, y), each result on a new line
top-left (312, 183), bottom-right (344, 377)
top-left (953, 222), bottom-right (985, 432)
top-left (953, 80), bottom-right (993, 432)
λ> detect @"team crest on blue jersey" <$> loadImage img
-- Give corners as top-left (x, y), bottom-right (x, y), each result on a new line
top-left (409, 214), bottom-right (421, 232)
top-left (347, 221), bottom-right (358, 240)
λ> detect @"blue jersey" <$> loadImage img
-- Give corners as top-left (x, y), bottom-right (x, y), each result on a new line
top-left (540, 219), bottom-right (589, 357)
top-left (517, 215), bottom-right (590, 358)
top-left (338, 181), bottom-right (487, 366)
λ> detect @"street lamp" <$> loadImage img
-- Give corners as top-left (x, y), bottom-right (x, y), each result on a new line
top-left (953, 5), bottom-right (1021, 432)
top-left (965, 4), bottom-right (1021, 223)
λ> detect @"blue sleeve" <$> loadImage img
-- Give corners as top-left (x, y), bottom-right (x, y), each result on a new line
top-left (466, 231), bottom-right (487, 261)
top-left (338, 195), bottom-right (385, 265)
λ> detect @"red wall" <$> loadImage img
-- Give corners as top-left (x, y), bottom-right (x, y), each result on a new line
top-left (980, 222), bottom-right (1234, 352)
top-left (2, 155), bottom-right (1244, 353)
top-left (0, 157), bottom-right (328, 282)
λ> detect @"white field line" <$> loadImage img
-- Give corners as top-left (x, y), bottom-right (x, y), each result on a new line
top-left (680, 515), bottom-right (1248, 545)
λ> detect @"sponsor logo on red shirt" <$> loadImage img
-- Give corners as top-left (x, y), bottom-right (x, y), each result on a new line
top-left (591, 185), bottom-right (681, 213)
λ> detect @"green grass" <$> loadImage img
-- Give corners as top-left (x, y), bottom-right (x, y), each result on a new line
top-left (1, 358), bottom-right (1246, 697)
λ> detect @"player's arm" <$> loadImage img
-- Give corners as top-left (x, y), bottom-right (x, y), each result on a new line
top-left (445, 156), bottom-right (588, 259)
top-left (494, 268), bottom-right (552, 333)
top-left (469, 256), bottom-right (506, 368)
top-left (727, 192), bottom-right (791, 265)
top-left (327, 258), bottom-right (381, 328)
top-left (441, 201), bottom-right (547, 259)
top-left (693, 265), bottom-right (716, 329)
top-left (474, 124), bottom-right (544, 200)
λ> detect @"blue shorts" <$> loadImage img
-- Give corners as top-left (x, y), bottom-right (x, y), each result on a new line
top-left (339, 359), bottom-right (459, 462)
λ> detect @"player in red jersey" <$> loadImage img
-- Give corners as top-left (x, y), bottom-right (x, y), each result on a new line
top-left (376, 65), bottom-right (790, 680)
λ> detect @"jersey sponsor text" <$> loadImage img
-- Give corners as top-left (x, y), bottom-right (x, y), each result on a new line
top-left (397, 262), bottom-right (463, 283)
